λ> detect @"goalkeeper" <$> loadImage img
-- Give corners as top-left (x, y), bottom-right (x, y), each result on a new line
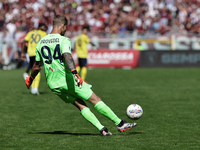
top-left (25, 14), bottom-right (137, 136)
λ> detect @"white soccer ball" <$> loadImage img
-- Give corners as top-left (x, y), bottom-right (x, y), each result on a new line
top-left (126, 104), bottom-right (143, 120)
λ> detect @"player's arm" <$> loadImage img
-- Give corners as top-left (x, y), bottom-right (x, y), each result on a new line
top-left (89, 41), bottom-right (95, 47)
top-left (90, 41), bottom-right (100, 50)
top-left (63, 52), bottom-right (83, 88)
top-left (25, 61), bottom-right (41, 88)
top-left (63, 52), bottom-right (76, 70)
top-left (85, 35), bottom-right (96, 47)
top-left (21, 40), bottom-right (28, 61)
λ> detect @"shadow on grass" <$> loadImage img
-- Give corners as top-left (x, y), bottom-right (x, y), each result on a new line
top-left (124, 132), bottom-right (143, 135)
top-left (28, 131), bottom-right (99, 136)
top-left (28, 131), bottom-right (142, 136)
top-left (22, 92), bottom-right (48, 95)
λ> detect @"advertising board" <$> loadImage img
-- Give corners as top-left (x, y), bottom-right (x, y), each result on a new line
top-left (140, 51), bottom-right (200, 67)
top-left (73, 49), bottom-right (140, 68)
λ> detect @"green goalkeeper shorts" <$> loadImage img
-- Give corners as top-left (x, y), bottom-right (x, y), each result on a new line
top-left (51, 81), bottom-right (93, 104)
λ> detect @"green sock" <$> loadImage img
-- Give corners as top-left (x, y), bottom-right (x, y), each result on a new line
top-left (94, 101), bottom-right (121, 125)
top-left (81, 107), bottom-right (104, 131)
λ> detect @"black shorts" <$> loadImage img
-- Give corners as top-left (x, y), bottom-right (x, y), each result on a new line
top-left (78, 58), bottom-right (87, 67)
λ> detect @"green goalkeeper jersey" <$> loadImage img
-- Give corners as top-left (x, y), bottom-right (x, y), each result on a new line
top-left (35, 34), bottom-right (72, 89)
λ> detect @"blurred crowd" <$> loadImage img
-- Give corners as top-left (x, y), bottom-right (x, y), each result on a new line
top-left (1, 0), bottom-right (200, 69)
top-left (1, 0), bottom-right (200, 40)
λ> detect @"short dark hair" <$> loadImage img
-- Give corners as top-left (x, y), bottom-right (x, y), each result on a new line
top-left (82, 26), bottom-right (89, 31)
top-left (53, 14), bottom-right (68, 27)
top-left (38, 23), bottom-right (47, 28)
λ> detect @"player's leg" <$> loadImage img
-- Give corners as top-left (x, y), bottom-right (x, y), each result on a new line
top-left (31, 72), bottom-right (41, 95)
top-left (51, 87), bottom-right (112, 136)
top-left (88, 92), bottom-right (137, 132)
top-left (23, 56), bottom-right (31, 80)
top-left (25, 64), bottom-right (31, 74)
top-left (76, 66), bottom-right (81, 74)
top-left (81, 66), bottom-right (87, 81)
top-left (88, 92), bottom-right (121, 125)
top-left (79, 58), bottom-right (87, 81)
top-left (76, 58), bottom-right (81, 74)
top-left (73, 98), bottom-right (111, 136)
top-left (23, 70), bottom-right (29, 80)
top-left (28, 56), bottom-right (40, 95)
top-left (74, 81), bottom-right (137, 132)
top-left (73, 81), bottom-right (124, 130)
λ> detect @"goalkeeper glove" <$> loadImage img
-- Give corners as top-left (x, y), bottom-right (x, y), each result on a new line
top-left (71, 69), bottom-right (83, 88)
top-left (25, 76), bottom-right (34, 89)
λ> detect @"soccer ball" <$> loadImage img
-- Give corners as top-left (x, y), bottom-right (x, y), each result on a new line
top-left (126, 104), bottom-right (143, 120)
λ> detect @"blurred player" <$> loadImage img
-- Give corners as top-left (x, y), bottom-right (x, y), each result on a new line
top-left (25, 14), bottom-right (137, 136)
top-left (21, 23), bottom-right (47, 95)
top-left (75, 26), bottom-right (96, 81)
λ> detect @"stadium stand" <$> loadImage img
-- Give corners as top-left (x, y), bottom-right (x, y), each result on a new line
top-left (1, 0), bottom-right (200, 69)
top-left (1, 0), bottom-right (200, 38)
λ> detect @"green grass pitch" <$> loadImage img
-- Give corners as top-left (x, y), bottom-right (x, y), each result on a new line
top-left (0, 68), bottom-right (200, 150)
